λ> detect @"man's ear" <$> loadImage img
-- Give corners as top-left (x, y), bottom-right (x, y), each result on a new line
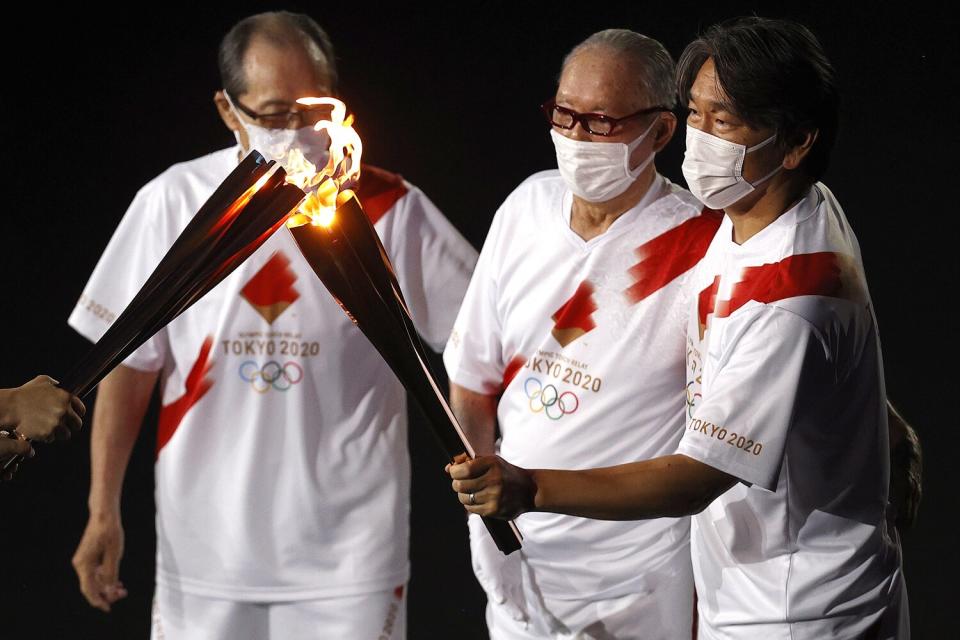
top-left (214, 90), bottom-right (247, 150)
top-left (783, 129), bottom-right (818, 171)
top-left (652, 112), bottom-right (678, 153)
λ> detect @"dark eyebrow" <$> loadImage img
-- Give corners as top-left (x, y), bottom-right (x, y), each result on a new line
top-left (254, 99), bottom-right (294, 112)
top-left (689, 97), bottom-right (738, 118)
top-left (688, 87), bottom-right (737, 116)
top-left (709, 98), bottom-right (737, 115)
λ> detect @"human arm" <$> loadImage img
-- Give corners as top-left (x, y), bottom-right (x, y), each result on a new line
top-left (449, 383), bottom-right (498, 457)
top-left (887, 400), bottom-right (921, 529)
top-left (71, 365), bottom-right (157, 612)
top-left (449, 453), bottom-right (737, 520)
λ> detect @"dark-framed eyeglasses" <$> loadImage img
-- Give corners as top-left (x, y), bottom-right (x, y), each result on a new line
top-left (541, 100), bottom-right (671, 137)
top-left (226, 92), bottom-right (334, 130)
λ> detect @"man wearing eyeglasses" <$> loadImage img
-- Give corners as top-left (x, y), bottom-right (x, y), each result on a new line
top-left (448, 17), bottom-right (912, 640)
top-left (67, 10), bottom-right (477, 640)
top-left (443, 29), bottom-right (722, 639)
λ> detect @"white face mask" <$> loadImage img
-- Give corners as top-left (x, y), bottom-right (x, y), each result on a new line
top-left (681, 126), bottom-right (781, 210)
top-left (550, 116), bottom-right (659, 203)
top-left (224, 93), bottom-right (330, 171)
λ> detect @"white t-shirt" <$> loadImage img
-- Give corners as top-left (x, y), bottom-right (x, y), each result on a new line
top-left (444, 170), bottom-right (722, 609)
top-left (69, 147), bottom-right (478, 601)
top-left (679, 183), bottom-right (907, 639)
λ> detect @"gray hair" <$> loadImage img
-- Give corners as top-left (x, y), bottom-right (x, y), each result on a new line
top-left (562, 29), bottom-right (677, 109)
top-left (218, 11), bottom-right (338, 98)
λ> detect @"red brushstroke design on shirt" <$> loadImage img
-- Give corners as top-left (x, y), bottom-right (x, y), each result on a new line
top-left (156, 337), bottom-right (215, 457)
top-left (699, 252), bottom-right (844, 338)
top-left (241, 251), bottom-right (300, 307)
top-left (240, 251), bottom-right (300, 325)
top-left (551, 281), bottom-right (598, 346)
top-left (716, 252), bottom-right (842, 318)
top-left (698, 275), bottom-right (721, 340)
top-left (502, 355), bottom-right (527, 391)
top-left (356, 165), bottom-right (409, 225)
top-left (625, 208), bottom-right (723, 304)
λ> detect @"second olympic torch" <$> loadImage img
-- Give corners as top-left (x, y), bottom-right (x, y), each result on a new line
top-left (284, 98), bottom-right (522, 554)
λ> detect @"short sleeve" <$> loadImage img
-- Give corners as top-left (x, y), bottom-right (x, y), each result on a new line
top-left (442, 209), bottom-right (510, 396)
top-left (677, 306), bottom-right (831, 490)
top-left (67, 184), bottom-right (175, 372)
top-left (376, 185), bottom-right (479, 352)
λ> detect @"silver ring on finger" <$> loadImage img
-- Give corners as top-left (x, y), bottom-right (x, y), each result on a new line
top-left (469, 492), bottom-right (476, 505)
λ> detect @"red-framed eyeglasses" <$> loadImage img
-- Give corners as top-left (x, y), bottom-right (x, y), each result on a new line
top-left (542, 100), bottom-right (671, 136)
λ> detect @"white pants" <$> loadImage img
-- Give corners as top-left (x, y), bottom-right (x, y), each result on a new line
top-left (486, 583), bottom-right (694, 640)
top-left (469, 517), bottom-right (694, 640)
top-left (151, 583), bottom-right (407, 640)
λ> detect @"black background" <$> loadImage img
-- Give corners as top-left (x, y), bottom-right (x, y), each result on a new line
top-left (0, 2), bottom-right (955, 638)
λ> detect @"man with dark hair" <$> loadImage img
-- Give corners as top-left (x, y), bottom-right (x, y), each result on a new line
top-left (444, 29), bottom-right (723, 638)
top-left (449, 17), bottom-right (909, 639)
top-left (69, 10), bottom-right (477, 639)
top-left (675, 15), bottom-right (840, 190)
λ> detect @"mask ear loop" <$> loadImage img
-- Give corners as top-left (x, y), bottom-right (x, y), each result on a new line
top-left (750, 163), bottom-right (782, 188)
top-left (223, 91), bottom-right (250, 150)
top-left (625, 115), bottom-right (663, 178)
top-left (744, 133), bottom-right (782, 187)
top-left (745, 132), bottom-right (777, 153)
top-left (223, 91), bottom-right (248, 124)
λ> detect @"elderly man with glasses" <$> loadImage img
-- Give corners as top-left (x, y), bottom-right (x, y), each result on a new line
top-left (67, 10), bottom-right (477, 640)
top-left (449, 17), bottom-right (913, 640)
top-left (443, 29), bottom-right (723, 639)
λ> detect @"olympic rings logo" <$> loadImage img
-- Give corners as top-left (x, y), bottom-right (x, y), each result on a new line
top-left (239, 361), bottom-right (304, 393)
top-left (524, 377), bottom-right (579, 420)
top-left (685, 380), bottom-right (702, 418)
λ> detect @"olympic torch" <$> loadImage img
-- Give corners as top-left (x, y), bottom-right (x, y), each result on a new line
top-left (1, 151), bottom-right (306, 472)
top-left (285, 98), bottom-right (522, 554)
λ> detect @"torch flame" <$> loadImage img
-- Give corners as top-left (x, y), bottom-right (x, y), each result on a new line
top-left (284, 97), bottom-right (362, 228)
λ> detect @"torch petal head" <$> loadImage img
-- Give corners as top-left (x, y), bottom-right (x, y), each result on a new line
top-left (283, 96), bottom-right (362, 230)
